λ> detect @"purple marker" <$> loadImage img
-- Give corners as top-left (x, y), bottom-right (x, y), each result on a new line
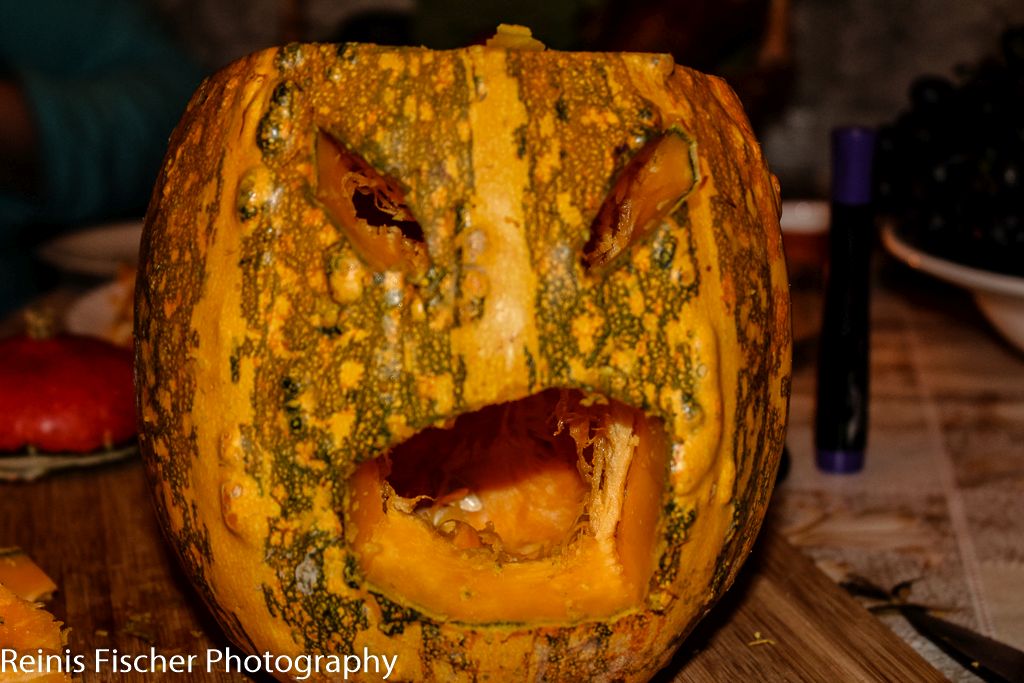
top-left (815, 127), bottom-right (876, 473)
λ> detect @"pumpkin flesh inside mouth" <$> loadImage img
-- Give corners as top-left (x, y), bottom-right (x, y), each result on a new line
top-left (348, 388), bottom-right (667, 623)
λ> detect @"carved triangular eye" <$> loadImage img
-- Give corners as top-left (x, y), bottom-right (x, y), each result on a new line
top-left (316, 132), bottom-right (427, 274)
top-left (583, 131), bottom-right (698, 269)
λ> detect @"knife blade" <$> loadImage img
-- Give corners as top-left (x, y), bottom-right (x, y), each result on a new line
top-left (897, 605), bottom-right (1024, 683)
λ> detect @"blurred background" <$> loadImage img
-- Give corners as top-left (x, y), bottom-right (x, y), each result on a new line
top-left (3, 0), bottom-right (1024, 314)
top-left (3, 3), bottom-right (1024, 680)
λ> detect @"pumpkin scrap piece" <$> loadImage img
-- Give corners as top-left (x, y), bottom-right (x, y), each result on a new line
top-left (0, 583), bottom-right (70, 682)
top-left (0, 548), bottom-right (58, 602)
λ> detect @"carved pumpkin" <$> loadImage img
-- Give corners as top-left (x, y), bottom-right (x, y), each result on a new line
top-left (136, 27), bottom-right (790, 681)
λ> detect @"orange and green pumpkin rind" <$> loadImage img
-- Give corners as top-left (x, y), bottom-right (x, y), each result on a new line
top-left (0, 582), bottom-right (70, 683)
top-left (136, 37), bottom-right (790, 682)
top-left (0, 548), bottom-right (58, 603)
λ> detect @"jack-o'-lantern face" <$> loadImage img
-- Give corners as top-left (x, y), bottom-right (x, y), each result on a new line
top-left (137, 26), bottom-right (790, 681)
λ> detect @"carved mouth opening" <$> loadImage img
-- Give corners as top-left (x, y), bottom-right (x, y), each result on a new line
top-left (347, 388), bottom-right (668, 623)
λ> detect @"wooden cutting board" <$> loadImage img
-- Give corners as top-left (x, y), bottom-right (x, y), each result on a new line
top-left (1, 459), bottom-right (942, 681)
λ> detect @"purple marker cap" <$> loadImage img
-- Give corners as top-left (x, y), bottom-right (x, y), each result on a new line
top-left (816, 449), bottom-right (864, 474)
top-left (831, 126), bottom-right (876, 206)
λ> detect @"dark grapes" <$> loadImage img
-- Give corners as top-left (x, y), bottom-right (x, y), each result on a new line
top-left (877, 24), bottom-right (1024, 276)
top-left (909, 75), bottom-right (955, 110)
top-left (1003, 25), bottom-right (1024, 70)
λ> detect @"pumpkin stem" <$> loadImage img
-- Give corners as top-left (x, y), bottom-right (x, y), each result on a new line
top-left (485, 25), bottom-right (546, 51)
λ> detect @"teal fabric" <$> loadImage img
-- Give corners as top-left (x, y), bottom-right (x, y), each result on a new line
top-left (0, 0), bottom-right (202, 312)
top-left (0, 0), bottom-right (202, 225)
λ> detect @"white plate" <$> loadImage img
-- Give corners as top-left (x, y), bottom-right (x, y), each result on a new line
top-left (781, 199), bottom-right (829, 235)
top-left (0, 444), bottom-right (137, 482)
top-left (882, 223), bottom-right (1024, 353)
top-left (37, 220), bottom-right (143, 277)
top-left (64, 279), bottom-right (134, 347)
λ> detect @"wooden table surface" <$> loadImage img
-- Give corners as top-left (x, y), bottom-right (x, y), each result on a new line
top-left (5, 252), bottom-right (1020, 681)
top-left (776, 264), bottom-right (1024, 681)
top-left (1, 456), bottom-right (941, 682)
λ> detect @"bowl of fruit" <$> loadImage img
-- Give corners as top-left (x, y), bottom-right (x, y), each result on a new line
top-left (882, 222), bottom-right (1024, 352)
top-left (876, 25), bottom-right (1024, 353)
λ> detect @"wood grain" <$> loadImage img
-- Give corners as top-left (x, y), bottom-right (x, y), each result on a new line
top-left (662, 526), bottom-right (947, 682)
top-left (1, 459), bottom-right (942, 681)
